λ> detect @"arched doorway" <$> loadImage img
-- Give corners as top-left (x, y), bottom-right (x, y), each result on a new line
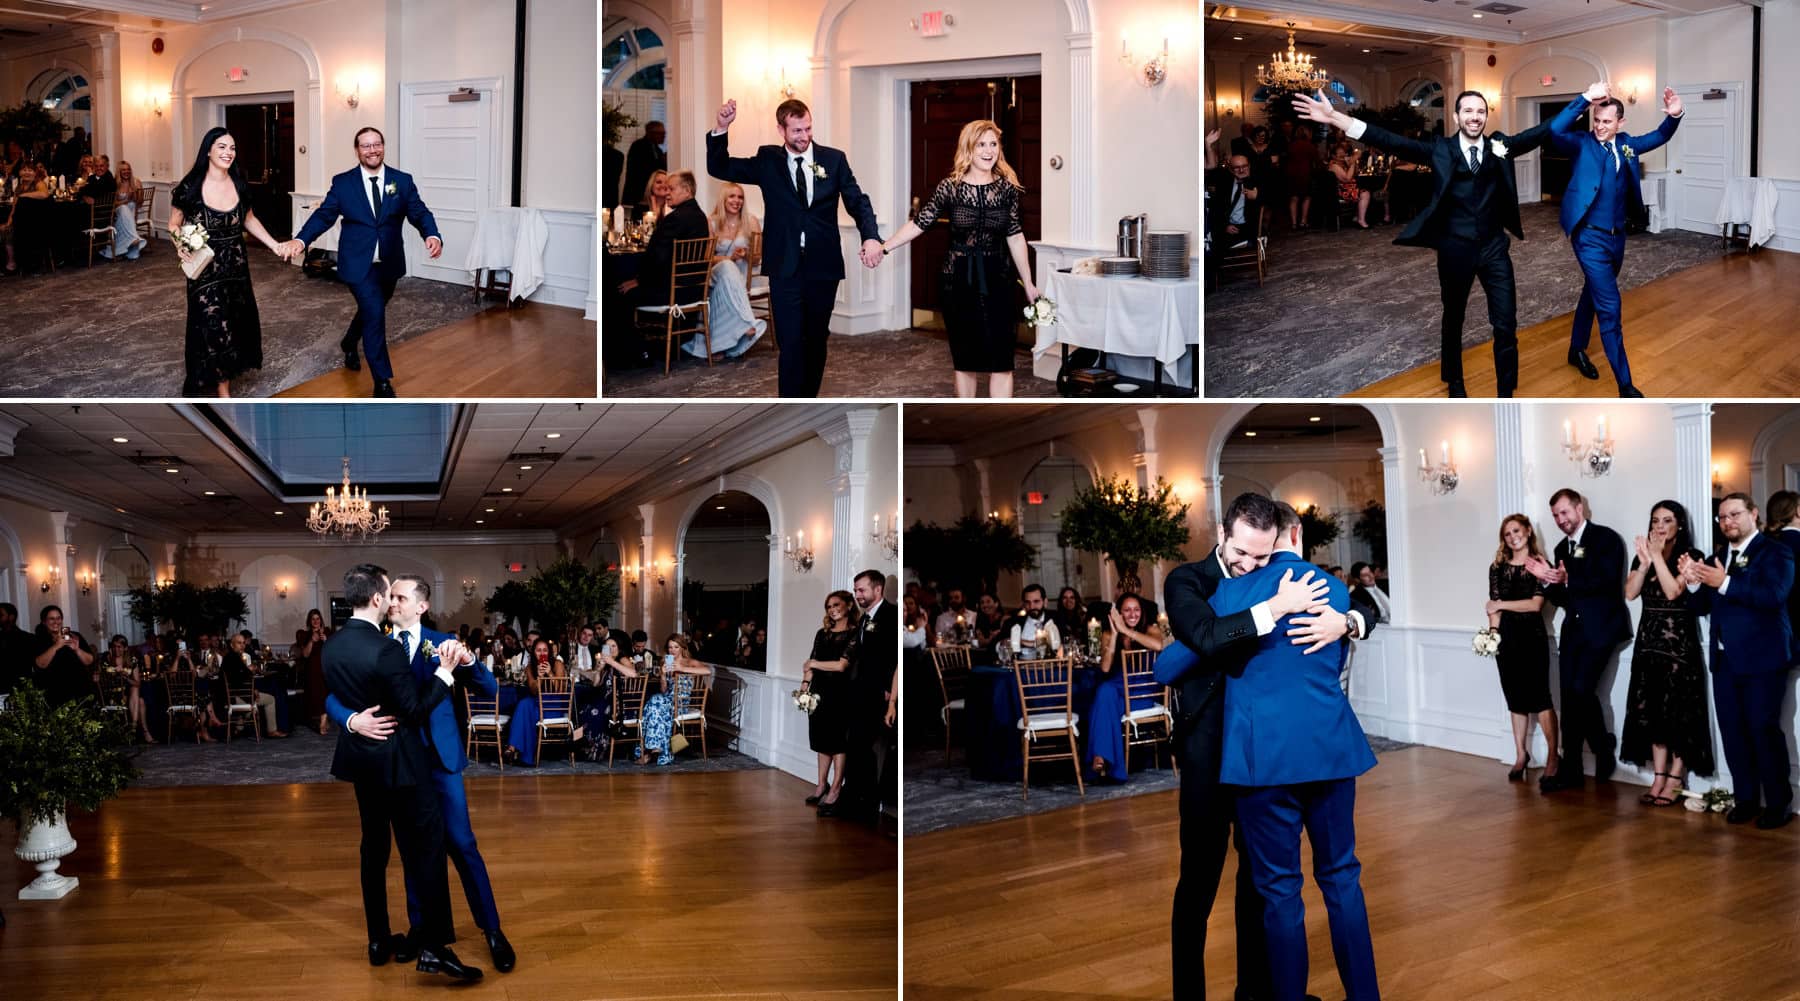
top-left (679, 490), bottom-right (772, 668)
top-left (1018, 455), bottom-right (1101, 601)
top-left (101, 540), bottom-right (154, 643)
top-left (603, 7), bottom-right (669, 206)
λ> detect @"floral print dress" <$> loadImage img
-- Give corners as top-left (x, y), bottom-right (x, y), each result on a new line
top-left (181, 198), bottom-right (263, 395)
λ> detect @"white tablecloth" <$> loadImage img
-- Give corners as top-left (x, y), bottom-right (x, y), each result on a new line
top-left (464, 206), bottom-right (550, 301)
top-left (1715, 177), bottom-right (1779, 248)
top-left (1034, 271), bottom-right (1199, 381)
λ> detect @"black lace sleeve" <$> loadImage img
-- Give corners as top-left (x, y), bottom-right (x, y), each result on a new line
top-left (1005, 182), bottom-right (1023, 238)
top-left (1488, 562), bottom-right (1504, 601)
top-left (913, 178), bottom-right (954, 231)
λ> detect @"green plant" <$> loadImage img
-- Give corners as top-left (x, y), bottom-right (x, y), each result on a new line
top-left (0, 101), bottom-right (67, 152)
top-left (0, 683), bottom-right (137, 828)
top-left (1299, 505), bottom-right (1342, 561)
top-left (603, 100), bottom-right (639, 149)
top-left (484, 579), bottom-right (536, 633)
top-left (905, 514), bottom-right (1037, 599)
top-left (124, 582), bottom-right (246, 637)
top-left (1056, 476), bottom-right (1191, 590)
top-left (526, 556), bottom-right (621, 641)
top-left (1353, 501), bottom-right (1388, 567)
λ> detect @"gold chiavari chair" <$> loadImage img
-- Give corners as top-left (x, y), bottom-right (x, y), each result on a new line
top-left (223, 671), bottom-right (263, 743)
top-left (609, 674), bottom-right (648, 765)
top-left (1119, 648), bottom-right (1175, 775)
top-left (632, 235), bottom-right (715, 373)
top-left (535, 676), bottom-right (576, 765)
top-left (164, 668), bottom-right (201, 743)
top-left (673, 671), bottom-right (711, 758)
top-left (929, 646), bottom-right (972, 757)
top-left (97, 669), bottom-right (131, 721)
top-left (746, 229), bottom-right (772, 345)
top-left (135, 185), bottom-right (156, 243)
top-left (465, 686), bottom-right (510, 772)
top-left (81, 198), bottom-right (115, 266)
top-left (1014, 656), bottom-right (1083, 802)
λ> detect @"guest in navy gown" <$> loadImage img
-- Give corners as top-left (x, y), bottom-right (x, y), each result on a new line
top-left (1086, 594), bottom-right (1168, 781)
top-left (505, 638), bottom-right (565, 766)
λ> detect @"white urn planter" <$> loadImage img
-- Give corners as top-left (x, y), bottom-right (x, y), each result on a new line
top-left (15, 810), bottom-right (79, 900)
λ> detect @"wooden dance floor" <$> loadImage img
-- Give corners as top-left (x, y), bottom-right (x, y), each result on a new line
top-left (2, 769), bottom-right (896, 1000)
top-left (1351, 250), bottom-right (1800, 398)
top-left (279, 303), bottom-right (597, 398)
top-left (905, 746), bottom-right (1800, 1000)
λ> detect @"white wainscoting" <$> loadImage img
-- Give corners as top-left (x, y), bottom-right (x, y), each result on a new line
top-left (1728, 177), bottom-right (1800, 255)
top-left (706, 664), bottom-right (815, 781)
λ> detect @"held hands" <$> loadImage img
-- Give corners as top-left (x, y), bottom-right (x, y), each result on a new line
top-left (274, 239), bottom-right (305, 262)
top-left (859, 239), bottom-right (885, 269)
top-left (1663, 86), bottom-right (1683, 118)
top-left (350, 705), bottom-right (399, 741)
top-left (424, 236), bottom-right (443, 259)
top-left (1270, 569), bottom-right (1331, 619)
top-left (716, 99), bottom-right (738, 132)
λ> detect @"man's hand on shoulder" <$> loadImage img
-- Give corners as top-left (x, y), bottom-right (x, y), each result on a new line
top-left (1269, 569), bottom-right (1330, 619)
top-left (1287, 608), bottom-right (1350, 654)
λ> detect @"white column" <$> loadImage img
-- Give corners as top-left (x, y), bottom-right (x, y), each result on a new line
top-left (1067, 31), bottom-right (1095, 246)
top-left (1136, 407), bottom-right (1166, 600)
top-left (1671, 404), bottom-right (1713, 553)
top-left (1494, 403), bottom-right (1525, 517)
top-left (92, 32), bottom-right (123, 168)
top-left (974, 457), bottom-right (995, 518)
top-left (669, 1), bottom-right (711, 202)
top-left (819, 408), bottom-right (882, 584)
top-left (49, 512), bottom-right (76, 631)
top-left (638, 505), bottom-right (656, 637)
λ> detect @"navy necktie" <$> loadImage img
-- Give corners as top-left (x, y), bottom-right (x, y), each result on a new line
top-left (400, 629), bottom-right (412, 662)
top-left (369, 175), bottom-right (383, 216)
top-left (1604, 141), bottom-right (1617, 173)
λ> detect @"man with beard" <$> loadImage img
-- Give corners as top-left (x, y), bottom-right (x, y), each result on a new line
top-left (835, 569), bottom-right (896, 820)
top-left (933, 587), bottom-right (972, 639)
top-left (1009, 583), bottom-right (1061, 655)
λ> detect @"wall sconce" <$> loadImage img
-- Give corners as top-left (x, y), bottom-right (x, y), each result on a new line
top-left (871, 513), bottom-right (898, 561)
top-left (1418, 441), bottom-right (1459, 496)
top-left (461, 578), bottom-right (477, 597)
top-left (78, 570), bottom-right (94, 596)
top-left (275, 580), bottom-right (291, 599)
top-left (621, 564), bottom-right (640, 587)
top-left (775, 64), bottom-right (796, 100)
top-left (1712, 463), bottom-right (1724, 494)
top-left (1120, 31), bottom-right (1169, 87)
top-left (1625, 76), bottom-right (1649, 105)
top-left (1217, 98), bottom-right (1241, 118)
top-left (41, 565), bottom-right (60, 592)
top-left (156, 576), bottom-right (174, 590)
top-left (784, 532), bottom-right (815, 573)
top-left (654, 559), bottom-right (669, 587)
top-left (1562, 416), bottom-right (1614, 478)
top-left (336, 76), bottom-right (362, 109)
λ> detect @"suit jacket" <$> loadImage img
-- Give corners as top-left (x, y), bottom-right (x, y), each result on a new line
top-left (706, 131), bottom-right (881, 281)
top-left (1159, 549), bottom-right (1268, 783)
top-left (1352, 116), bottom-right (1554, 248)
top-left (1693, 532), bottom-right (1795, 675)
top-left (324, 618), bottom-right (452, 788)
top-left (621, 136), bottom-right (666, 211)
top-left (852, 599), bottom-right (897, 697)
top-left (1776, 528), bottom-right (1800, 664)
top-left (1548, 97), bottom-right (1680, 236)
top-left (1205, 165), bottom-right (1261, 248)
top-left (295, 165), bottom-right (441, 286)
top-left (603, 144), bottom-right (626, 210)
top-left (637, 198), bottom-right (711, 305)
top-left (1545, 522), bottom-right (1633, 652)
top-left (326, 626), bottom-right (495, 774)
top-left (1210, 551), bottom-right (1376, 787)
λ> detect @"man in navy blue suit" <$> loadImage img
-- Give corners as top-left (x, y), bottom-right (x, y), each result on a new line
top-left (1208, 503), bottom-right (1380, 1001)
top-left (1687, 492), bottom-right (1796, 829)
top-left (1547, 83), bottom-right (1682, 397)
top-left (707, 97), bottom-right (884, 397)
top-left (329, 574), bottom-right (516, 971)
top-left (283, 127), bottom-right (443, 398)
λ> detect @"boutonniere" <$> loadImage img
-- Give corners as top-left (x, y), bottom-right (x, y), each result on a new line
top-left (809, 162), bottom-right (827, 180)
top-left (1734, 554), bottom-right (1750, 569)
top-left (1572, 546), bottom-right (1587, 559)
top-left (863, 617), bottom-right (875, 632)
top-left (384, 182), bottom-right (397, 195)
top-left (420, 638), bottom-right (438, 661)
top-left (1488, 138), bottom-right (1509, 159)
top-left (1620, 144), bottom-right (1636, 161)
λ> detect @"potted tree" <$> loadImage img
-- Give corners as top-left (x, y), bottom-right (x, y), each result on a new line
top-left (1056, 475), bottom-right (1191, 594)
top-left (1299, 504), bottom-right (1343, 562)
top-left (0, 684), bottom-right (137, 899)
top-left (526, 556), bottom-right (621, 644)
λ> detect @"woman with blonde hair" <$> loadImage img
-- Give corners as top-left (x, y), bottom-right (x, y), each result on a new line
top-left (684, 180), bottom-right (767, 360)
top-left (1487, 513), bottom-right (1559, 787)
top-left (635, 169), bottom-right (671, 223)
top-left (801, 590), bottom-right (859, 811)
top-left (876, 119), bottom-right (1038, 398)
top-left (638, 633), bottom-right (714, 765)
top-left (101, 159), bottom-right (147, 260)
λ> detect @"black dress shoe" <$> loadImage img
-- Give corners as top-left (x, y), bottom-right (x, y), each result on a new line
top-left (373, 381), bottom-right (396, 398)
top-left (368, 932), bottom-right (409, 967)
top-left (1619, 384), bottom-right (1645, 398)
top-left (485, 929), bottom-right (516, 973)
top-left (1568, 349), bottom-right (1600, 379)
top-left (343, 348), bottom-right (361, 372)
top-left (1756, 809), bottom-right (1794, 830)
top-left (1593, 756), bottom-right (1616, 783)
top-left (416, 944), bottom-right (483, 981)
top-left (394, 934), bottom-right (418, 964)
top-left (1726, 804), bottom-right (1760, 825)
top-left (816, 800), bottom-right (839, 817)
top-left (1446, 379), bottom-right (1468, 398)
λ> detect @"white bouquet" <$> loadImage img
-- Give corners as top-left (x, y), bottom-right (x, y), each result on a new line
top-left (174, 220), bottom-right (213, 280)
top-left (1471, 627), bottom-right (1501, 657)
top-left (791, 688), bottom-right (820, 714)
top-left (1022, 293), bottom-right (1056, 327)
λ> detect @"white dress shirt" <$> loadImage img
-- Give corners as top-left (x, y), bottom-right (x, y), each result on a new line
top-left (361, 164), bottom-right (385, 264)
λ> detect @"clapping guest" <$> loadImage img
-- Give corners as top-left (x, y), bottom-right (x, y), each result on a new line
top-left (637, 635), bottom-right (714, 766)
top-left (1487, 515), bottom-right (1558, 784)
top-left (31, 605), bottom-right (95, 708)
top-left (101, 634), bottom-right (157, 743)
top-left (1086, 594), bottom-right (1169, 780)
top-left (802, 591), bottom-right (858, 809)
top-left (505, 638), bottom-right (566, 767)
top-left (686, 181), bottom-right (766, 361)
top-left (1621, 501), bottom-right (1712, 806)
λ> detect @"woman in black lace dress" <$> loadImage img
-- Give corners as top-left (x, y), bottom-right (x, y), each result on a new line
top-left (876, 119), bottom-right (1039, 398)
top-left (1621, 500), bottom-right (1714, 805)
top-left (167, 127), bottom-right (286, 397)
top-left (1488, 514), bottom-right (1560, 786)
top-left (803, 590), bottom-right (859, 812)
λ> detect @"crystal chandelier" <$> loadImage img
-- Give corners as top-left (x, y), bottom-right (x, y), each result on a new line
top-left (1257, 24), bottom-right (1328, 93)
top-left (306, 457), bottom-right (390, 540)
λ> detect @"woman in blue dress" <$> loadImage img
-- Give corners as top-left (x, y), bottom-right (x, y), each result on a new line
top-left (505, 637), bottom-right (566, 766)
top-left (1085, 593), bottom-right (1168, 781)
top-left (638, 634), bottom-right (714, 765)
top-left (683, 182), bottom-right (766, 361)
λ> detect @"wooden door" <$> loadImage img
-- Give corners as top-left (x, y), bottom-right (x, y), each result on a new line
top-left (224, 101), bottom-right (295, 238)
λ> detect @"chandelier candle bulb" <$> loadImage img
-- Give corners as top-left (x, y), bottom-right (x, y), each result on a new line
top-left (1563, 419), bottom-right (1574, 446)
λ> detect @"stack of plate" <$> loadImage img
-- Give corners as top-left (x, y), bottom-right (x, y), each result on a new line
top-left (1142, 230), bottom-right (1191, 280)
top-left (1099, 256), bottom-right (1140, 279)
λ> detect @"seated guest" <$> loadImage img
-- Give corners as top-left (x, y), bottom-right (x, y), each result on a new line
top-left (505, 638), bottom-right (567, 766)
top-left (569, 624), bottom-right (599, 674)
top-left (74, 155), bottom-right (115, 208)
top-left (1008, 583), bottom-right (1062, 656)
top-left (638, 634), bottom-right (714, 765)
top-left (971, 593), bottom-right (1006, 660)
top-left (684, 181), bottom-right (766, 360)
top-left (629, 629), bottom-right (650, 667)
top-left (101, 159), bottom-right (146, 260)
top-left (634, 169), bottom-right (672, 224)
top-left (1206, 153), bottom-right (1261, 250)
top-left (618, 169), bottom-right (710, 307)
top-left (32, 605), bottom-right (95, 708)
top-left (902, 594), bottom-right (928, 650)
top-left (4, 164), bottom-right (51, 275)
top-left (216, 631), bottom-right (285, 738)
top-left (1052, 587), bottom-right (1087, 647)
top-left (577, 635), bottom-right (637, 761)
top-left (1086, 594), bottom-right (1169, 780)
top-left (99, 634), bottom-right (158, 744)
top-left (933, 588), bottom-right (974, 640)
top-left (1349, 562), bottom-right (1391, 623)
top-left (1328, 146), bottom-right (1371, 229)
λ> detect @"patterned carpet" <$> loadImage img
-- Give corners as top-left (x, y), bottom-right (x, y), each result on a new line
top-left (903, 734), bottom-right (1416, 836)
top-left (0, 248), bottom-right (485, 397)
top-left (1204, 203), bottom-right (1728, 398)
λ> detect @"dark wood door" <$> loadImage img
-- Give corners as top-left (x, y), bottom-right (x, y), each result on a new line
top-left (907, 74), bottom-right (1041, 338)
top-left (1537, 98), bottom-right (1585, 203)
top-left (224, 101), bottom-right (295, 238)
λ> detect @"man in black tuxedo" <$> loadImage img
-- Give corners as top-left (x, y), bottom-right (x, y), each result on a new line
top-left (836, 569), bottom-right (897, 820)
top-left (1161, 493), bottom-right (1372, 1000)
top-left (1293, 84), bottom-right (1601, 397)
top-left (1526, 488), bottom-right (1632, 793)
top-left (620, 120), bottom-right (667, 211)
top-left (707, 97), bottom-right (884, 397)
top-left (1686, 492), bottom-right (1797, 828)
top-left (324, 563), bottom-right (482, 982)
top-left (1206, 154), bottom-right (1261, 252)
top-left (615, 170), bottom-right (712, 366)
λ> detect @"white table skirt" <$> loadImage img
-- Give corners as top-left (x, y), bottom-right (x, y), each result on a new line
top-left (465, 206), bottom-right (550, 301)
top-left (1033, 271), bottom-right (1199, 380)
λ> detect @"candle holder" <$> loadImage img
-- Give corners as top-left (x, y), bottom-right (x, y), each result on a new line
top-left (784, 532), bottom-right (814, 573)
top-left (1418, 443), bottom-right (1459, 496)
top-left (1562, 418), bottom-right (1615, 478)
top-left (871, 515), bottom-right (898, 561)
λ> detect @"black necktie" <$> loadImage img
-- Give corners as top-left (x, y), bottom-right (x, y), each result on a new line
top-left (369, 175), bottom-right (383, 217)
top-left (793, 156), bottom-right (807, 204)
top-left (1467, 145), bottom-right (1480, 173)
top-left (1727, 549), bottom-right (1740, 576)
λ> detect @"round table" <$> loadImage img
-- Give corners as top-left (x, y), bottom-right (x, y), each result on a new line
top-left (962, 663), bottom-right (1104, 781)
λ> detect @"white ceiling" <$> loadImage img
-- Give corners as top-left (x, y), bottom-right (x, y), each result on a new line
top-left (0, 403), bottom-right (817, 538)
top-left (1209, 0), bottom-right (1747, 47)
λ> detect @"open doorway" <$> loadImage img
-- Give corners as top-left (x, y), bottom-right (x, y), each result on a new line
top-left (223, 99), bottom-right (297, 239)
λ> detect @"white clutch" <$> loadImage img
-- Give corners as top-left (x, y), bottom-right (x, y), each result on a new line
top-left (180, 245), bottom-right (214, 280)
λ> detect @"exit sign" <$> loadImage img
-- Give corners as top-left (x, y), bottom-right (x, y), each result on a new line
top-left (920, 10), bottom-right (946, 36)
top-left (1541, 75), bottom-right (1556, 87)
top-left (507, 562), bottom-right (525, 573)
top-left (1026, 491), bottom-right (1045, 505)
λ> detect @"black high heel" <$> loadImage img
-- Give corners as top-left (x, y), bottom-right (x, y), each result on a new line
top-left (1508, 755), bottom-right (1531, 783)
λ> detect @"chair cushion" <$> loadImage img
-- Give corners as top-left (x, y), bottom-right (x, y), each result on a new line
top-left (635, 302), bottom-right (706, 313)
top-left (1125, 706), bottom-right (1170, 723)
top-left (621, 716), bottom-right (640, 726)
top-left (538, 716), bottom-right (572, 726)
top-left (944, 698), bottom-right (966, 712)
top-left (675, 711), bottom-right (705, 722)
top-left (1019, 712), bottom-right (1077, 732)
top-left (469, 714), bottom-right (510, 726)
top-left (167, 704), bottom-right (195, 712)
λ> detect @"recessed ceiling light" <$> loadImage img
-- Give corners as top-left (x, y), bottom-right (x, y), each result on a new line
top-left (545, 432), bottom-right (562, 439)
top-left (114, 507), bottom-right (127, 514)
top-left (1244, 431), bottom-right (1258, 437)
top-left (1233, 34), bottom-right (1244, 40)
top-left (1472, 11), bottom-right (1482, 16)
top-left (274, 510), bottom-right (284, 515)
top-left (1362, 48), bottom-right (1371, 53)
top-left (502, 487), bottom-right (513, 493)
top-left (1309, 416), bottom-right (1322, 422)
top-left (715, 505), bottom-right (726, 510)
top-left (475, 519), bottom-right (484, 525)
top-left (519, 464), bottom-right (532, 470)
top-left (678, 456), bottom-right (692, 465)
top-left (204, 491), bottom-right (215, 496)
top-left (111, 436), bottom-right (129, 443)
top-left (165, 467), bottom-right (179, 474)
top-left (485, 507), bottom-right (495, 513)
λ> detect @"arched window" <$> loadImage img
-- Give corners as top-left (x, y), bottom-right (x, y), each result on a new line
top-left (27, 69), bottom-right (92, 138)
top-left (1408, 80), bottom-right (1444, 111)
top-left (1019, 456), bottom-right (1101, 595)
top-left (1251, 80), bottom-right (1357, 107)
top-left (603, 17), bottom-right (667, 152)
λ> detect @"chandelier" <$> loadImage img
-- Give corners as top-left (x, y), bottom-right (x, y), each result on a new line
top-left (306, 457), bottom-right (391, 540)
top-left (1257, 24), bottom-right (1328, 93)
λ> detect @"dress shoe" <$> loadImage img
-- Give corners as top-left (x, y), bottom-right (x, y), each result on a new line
top-left (1568, 349), bottom-right (1600, 379)
top-left (1540, 770), bottom-right (1579, 794)
top-left (1618, 384), bottom-right (1645, 398)
top-left (416, 944), bottom-right (483, 981)
top-left (373, 381), bottom-right (396, 398)
top-left (343, 348), bottom-right (361, 372)
top-left (1726, 804), bottom-right (1760, 825)
top-left (1593, 756), bottom-right (1616, 784)
top-left (368, 932), bottom-right (409, 967)
top-left (1756, 809), bottom-right (1794, 830)
top-left (485, 929), bottom-right (516, 973)
top-left (394, 933), bottom-right (418, 964)
top-left (805, 792), bottom-right (824, 806)
top-left (1446, 379), bottom-right (1467, 398)
top-left (816, 799), bottom-right (840, 817)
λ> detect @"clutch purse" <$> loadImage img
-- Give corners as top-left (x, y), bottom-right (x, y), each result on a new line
top-left (180, 245), bottom-right (214, 280)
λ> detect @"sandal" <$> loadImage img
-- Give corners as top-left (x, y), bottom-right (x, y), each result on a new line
top-left (1653, 773), bottom-right (1685, 807)
top-left (1640, 771), bottom-right (1670, 805)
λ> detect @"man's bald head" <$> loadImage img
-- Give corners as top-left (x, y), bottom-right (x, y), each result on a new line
top-left (1227, 155), bottom-right (1252, 176)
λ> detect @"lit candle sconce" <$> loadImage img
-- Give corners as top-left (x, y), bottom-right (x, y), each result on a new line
top-left (274, 579), bottom-right (291, 599)
top-left (1419, 440), bottom-right (1459, 496)
top-left (774, 64), bottom-right (796, 100)
top-left (78, 570), bottom-right (94, 596)
top-left (1562, 415), bottom-right (1614, 478)
top-left (1712, 463), bottom-right (1724, 494)
top-left (654, 559), bottom-right (669, 587)
top-left (871, 512), bottom-right (898, 561)
top-left (1216, 98), bottom-right (1241, 119)
top-left (461, 578), bottom-right (477, 597)
top-left (335, 73), bottom-right (366, 109)
top-left (621, 564), bottom-right (640, 587)
top-left (784, 531), bottom-right (815, 573)
top-left (41, 564), bottom-right (60, 592)
top-left (1120, 30), bottom-right (1171, 87)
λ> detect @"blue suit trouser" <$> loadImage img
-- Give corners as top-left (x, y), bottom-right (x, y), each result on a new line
top-left (340, 266), bottom-right (402, 383)
top-left (403, 764), bottom-right (502, 936)
top-left (1568, 225), bottom-right (1631, 389)
top-left (1235, 778), bottom-right (1380, 1001)
top-left (1712, 667), bottom-right (1793, 815)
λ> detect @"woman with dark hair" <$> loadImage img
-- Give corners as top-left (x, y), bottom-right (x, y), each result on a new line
top-left (295, 608), bottom-right (332, 735)
top-left (166, 126), bottom-right (286, 397)
top-left (1085, 594), bottom-right (1168, 780)
top-left (1621, 499), bottom-right (1713, 805)
top-left (101, 634), bottom-right (156, 743)
top-left (1488, 514), bottom-right (1558, 786)
top-left (802, 590), bottom-right (858, 810)
top-left (1052, 587), bottom-right (1087, 647)
top-left (505, 637), bottom-right (566, 766)
top-left (31, 605), bottom-right (94, 708)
